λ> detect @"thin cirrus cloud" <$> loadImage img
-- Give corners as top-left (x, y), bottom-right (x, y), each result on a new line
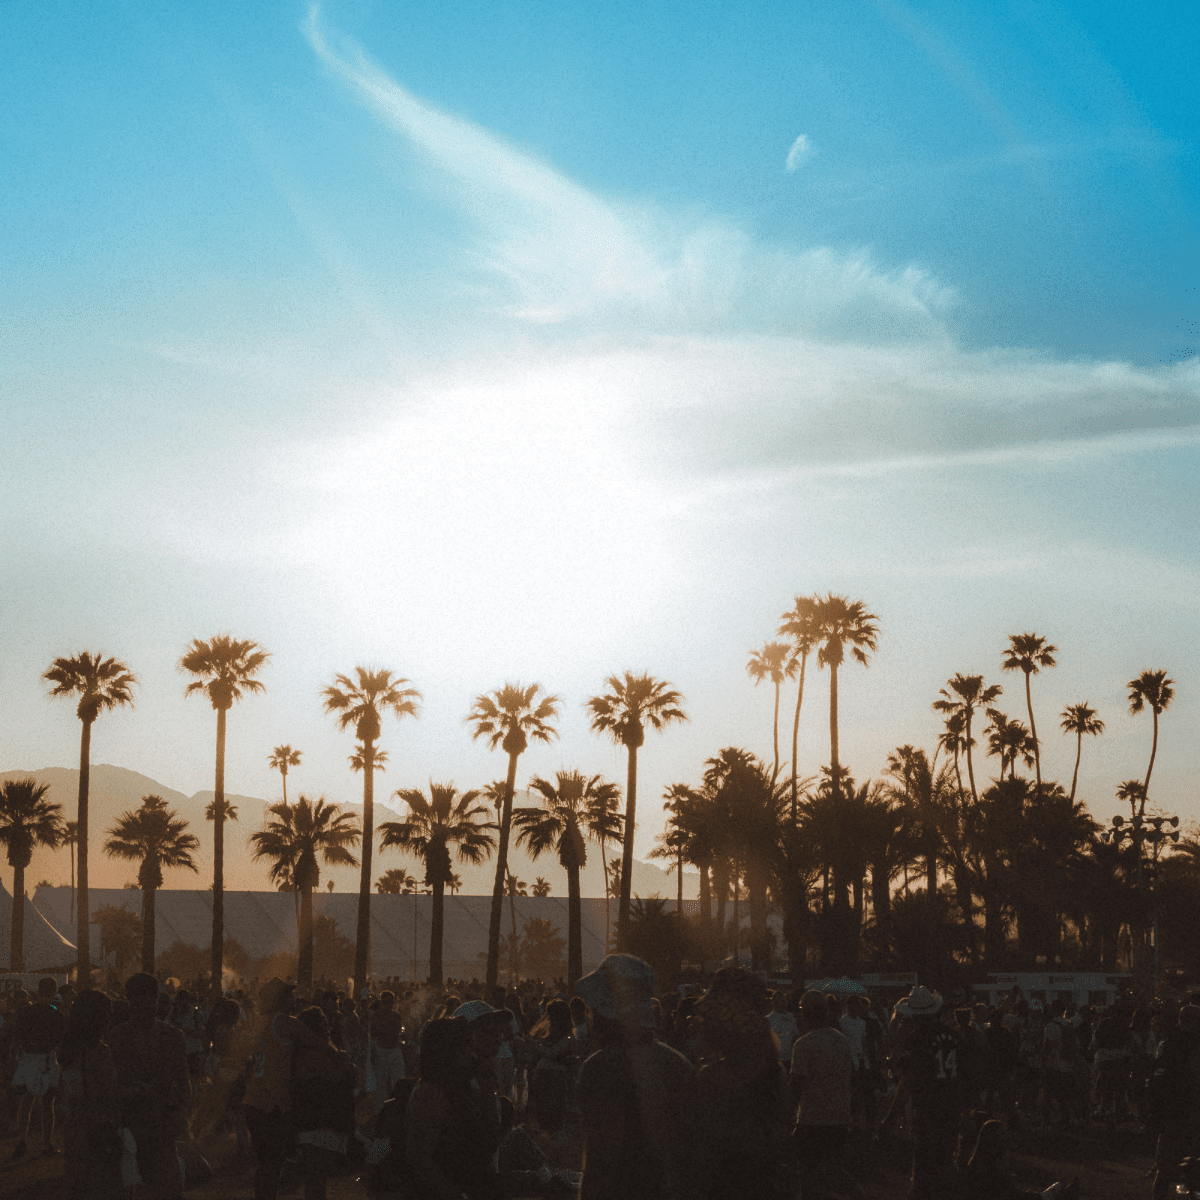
top-left (301, 8), bottom-right (1199, 477)
top-left (785, 133), bottom-right (813, 171)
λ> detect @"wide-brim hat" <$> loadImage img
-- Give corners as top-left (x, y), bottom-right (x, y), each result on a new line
top-left (895, 985), bottom-right (943, 1016)
top-left (455, 1000), bottom-right (512, 1025)
top-left (575, 954), bottom-right (656, 1028)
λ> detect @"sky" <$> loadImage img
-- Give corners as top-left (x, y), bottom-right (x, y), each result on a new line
top-left (3, 0), bottom-right (1198, 865)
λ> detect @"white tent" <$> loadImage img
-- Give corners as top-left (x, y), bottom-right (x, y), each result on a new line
top-left (0, 880), bottom-right (90, 972)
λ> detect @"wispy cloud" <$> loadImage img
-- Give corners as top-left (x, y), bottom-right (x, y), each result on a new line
top-left (299, 6), bottom-right (1199, 479)
top-left (786, 134), bottom-right (813, 172)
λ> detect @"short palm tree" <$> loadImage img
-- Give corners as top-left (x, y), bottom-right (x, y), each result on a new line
top-left (467, 684), bottom-right (559, 992)
top-left (181, 635), bottom-right (269, 998)
top-left (377, 867), bottom-right (419, 894)
top-left (323, 668), bottom-right (420, 994)
top-left (1060, 703), bottom-right (1104, 803)
top-left (250, 795), bottom-right (360, 987)
top-left (0, 780), bottom-right (64, 972)
top-left (746, 641), bottom-right (797, 783)
top-left (44, 651), bottom-right (136, 980)
top-left (813, 595), bottom-right (879, 796)
top-left (586, 672), bottom-right (687, 932)
top-left (778, 594), bottom-right (821, 821)
top-left (104, 795), bottom-right (199, 974)
top-left (933, 673), bottom-right (1002, 806)
top-left (984, 710), bottom-right (1035, 780)
top-left (1001, 633), bottom-right (1057, 789)
top-left (531, 876), bottom-right (551, 897)
top-left (63, 820), bottom-right (78, 923)
top-left (1127, 670), bottom-right (1175, 801)
top-left (505, 871), bottom-right (528, 979)
top-left (268, 745), bottom-right (302, 804)
top-left (514, 770), bottom-right (622, 985)
top-left (379, 783), bottom-right (495, 984)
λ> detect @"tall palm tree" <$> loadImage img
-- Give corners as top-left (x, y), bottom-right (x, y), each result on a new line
top-left (1060, 703), bottom-right (1105, 803)
top-left (268, 745), bottom-right (302, 804)
top-left (104, 795), bottom-right (199, 974)
top-left (813, 595), bottom-right (879, 794)
top-left (181, 635), bottom-right (269, 999)
top-left (467, 684), bottom-right (559, 992)
top-left (586, 672), bottom-right (687, 932)
top-left (885, 746), bottom-right (938, 899)
top-left (63, 820), bottom-right (78, 924)
top-left (323, 667), bottom-right (420, 994)
top-left (514, 770), bottom-right (622, 985)
top-left (1001, 633), bottom-right (1057, 789)
top-left (652, 783), bottom-right (699, 915)
top-left (746, 641), bottom-right (797, 782)
top-left (505, 871), bottom-right (528, 980)
top-left (933, 673), bottom-right (1002, 806)
top-left (250, 795), bottom-right (360, 988)
top-left (1127, 669), bottom-right (1175, 805)
top-left (779, 594), bottom-right (821, 821)
top-left (0, 780), bottom-right (64, 972)
top-left (380, 783), bottom-right (495, 985)
top-left (44, 651), bottom-right (136, 982)
top-left (984, 709), bottom-right (1035, 780)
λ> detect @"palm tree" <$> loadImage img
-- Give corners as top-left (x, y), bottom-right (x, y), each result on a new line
top-left (268, 745), bottom-right (302, 804)
top-left (984, 710), bottom-right (1035, 780)
top-left (514, 770), bottom-right (622, 985)
top-left (505, 871), bottom-right (528, 979)
top-left (586, 672), bottom-right (687, 933)
top-left (746, 641), bottom-right (797, 782)
top-left (1001, 633), bottom-right (1057, 789)
top-left (380, 783), bottom-right (495, 985)
top-left (1128, 669), bottom-right (1175, 805)
top-left (447, 872), bottom-right (463, 896)
top-left (250, 795), bottom-right (360, 987)
top-left (933, 673), bottom-right (1002, 806)
top-left (181, 635), bottom-right (269, 999)
top-left (63, 820), bottom-right (78, 924)
top-left (779, 595), bottom-right (821, 821)
top-left (813, 595), bottom-right (879, 794)
top-left (0, 780), bottom-right (64, 972)
top-left (1060, 703), bottom-right (1104, 803)
top-left (531, 876), bottom-right (551, 897)
top-left (104, 795), bottom-right (199, 974)
top-left (44, 651), bottom-right (136, 982)
top-left (467, 684), bottom-right (559, 992)
top-left (377, 867), bottom-right (419, 894)
top-left (323, 668), bottom-right (421, 994)
top-left (652, 783), bottom-right (698, 915)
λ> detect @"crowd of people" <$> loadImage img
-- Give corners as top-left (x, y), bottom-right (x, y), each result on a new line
top-left (1, 958), bottom-right (1198, 1199)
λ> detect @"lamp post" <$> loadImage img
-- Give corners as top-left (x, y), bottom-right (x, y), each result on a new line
top-left (1104, 813), bottom-right (1179, 996)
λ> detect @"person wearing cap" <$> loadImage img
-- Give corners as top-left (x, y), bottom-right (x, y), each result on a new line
top-left (573, 954), bottom-right (698, 1200)
top-left (107, 972), bottom-right (191, 1200)
top-left (894, 985), bottom-right (960, 1200)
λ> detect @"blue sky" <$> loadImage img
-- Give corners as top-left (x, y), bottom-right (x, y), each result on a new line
top-left (3, 0), bottom-right (1197, 857)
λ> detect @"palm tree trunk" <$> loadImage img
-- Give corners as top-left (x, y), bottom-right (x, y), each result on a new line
top-left (771, 681), bottom-right (781, 782)
top-left (211, 706), bottom-right (227, 1000)
top-left (142, 883), bottom-right (156, 974)
top-left (1024, 672), bottom-right (1042, 790)
top-left (567, 866), bottom-right (582, 986)
top-left (77, 716), bottom-right (93, 984)
top-left (790, 653), bottom-right (808, 823)
top-left (299, 885), bottom-right (313, 987)
top-left (1069, 732), bottom-right (1083, 804)
top-left (486, 750), bottom-right (520, 991)
top-left (69, 841), bottom-right (75, 925)
top-left (509, 883), bottom-right (520, 980)
top-left (430, 879), bottom-right (445, 985)
top-left (11, 862), bottom-right (25, 973)
top-left (731, 868), bottom-right (739, 963)
top-left (1143, 710), bottom-right (1159, 806)
top-left (964, 714), bottom-right (979, 806)
top-left (618, 741), bottom-right (639, 934)
top-left (676, 848), bottom-right (683, 913)
top-left (353, 738), bottom-right (376, 995)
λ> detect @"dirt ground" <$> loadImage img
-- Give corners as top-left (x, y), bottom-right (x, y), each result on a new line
top-left (0, 1115), bottom-right (1160, 1199)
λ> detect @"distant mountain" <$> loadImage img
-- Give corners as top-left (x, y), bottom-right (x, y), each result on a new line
top-left (0, 765), bottom-right (697, 901)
